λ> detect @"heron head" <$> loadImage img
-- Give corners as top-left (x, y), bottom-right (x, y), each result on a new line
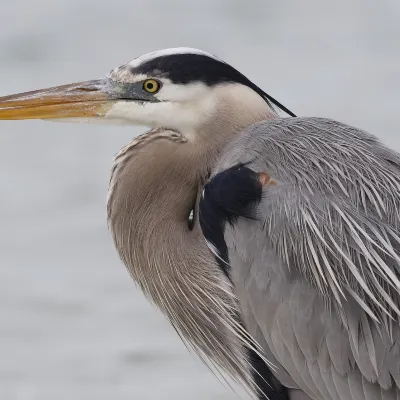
top-left (0, 47), bottom-right (294, 136)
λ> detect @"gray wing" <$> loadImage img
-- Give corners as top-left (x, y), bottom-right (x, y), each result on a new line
top-left (216, 117), bottom-right (400, 400)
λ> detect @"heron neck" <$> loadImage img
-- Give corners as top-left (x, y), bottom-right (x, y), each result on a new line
top-left (108, 134), bottom-right (220, 290)
top-left (108, 97), bottom-right (274, 284)
top-left (107, 131), bottom-right (258, 392)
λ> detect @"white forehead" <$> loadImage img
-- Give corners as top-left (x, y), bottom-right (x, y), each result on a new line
top-left (127, 47), bottom-right (220, 68)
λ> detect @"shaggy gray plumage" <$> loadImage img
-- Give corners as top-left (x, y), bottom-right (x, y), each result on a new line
top-left (217, 117), bottom-right (400, 400)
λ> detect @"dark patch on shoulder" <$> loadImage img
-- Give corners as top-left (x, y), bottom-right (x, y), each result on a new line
top-left (133, 53), bottom-right (296, 117)
top-left (247, 348), bottom-right (289, 400)
top-left (200, 165), bottom-right (289, 399)
top-left (199, 164), bottom-right (263, 278)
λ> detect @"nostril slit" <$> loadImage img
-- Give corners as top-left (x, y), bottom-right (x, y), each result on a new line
top-left (76, 87), bottom-right (98, 92)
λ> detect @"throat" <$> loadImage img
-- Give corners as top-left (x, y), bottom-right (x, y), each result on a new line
top-left (107, 129), bottom-right (219, 302)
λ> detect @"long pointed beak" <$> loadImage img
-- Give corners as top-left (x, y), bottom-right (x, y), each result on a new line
top-left (0, 79), bottom-right (114, 120)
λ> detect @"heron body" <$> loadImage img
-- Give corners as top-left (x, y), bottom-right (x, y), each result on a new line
top-left (1, 47), bottom-right (400, 400)
top-left (201, 118), bottom-right (400, 399)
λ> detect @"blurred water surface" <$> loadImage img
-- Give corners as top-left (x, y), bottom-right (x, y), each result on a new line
top-left (0, 1), bottom-right (399, 399)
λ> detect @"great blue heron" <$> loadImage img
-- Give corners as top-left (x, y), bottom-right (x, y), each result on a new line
top-left (1, 47), bottom-right (400, 400)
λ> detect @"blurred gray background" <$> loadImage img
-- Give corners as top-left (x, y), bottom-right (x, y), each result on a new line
top-left (0, 1), bottom-right (399, 399)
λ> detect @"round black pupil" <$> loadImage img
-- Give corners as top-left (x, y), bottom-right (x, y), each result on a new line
top-left (147, 82), bottom-right (154, 90)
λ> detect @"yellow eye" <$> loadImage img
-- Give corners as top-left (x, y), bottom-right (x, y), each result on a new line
top-left (143, 79), bottom-right (160, 93)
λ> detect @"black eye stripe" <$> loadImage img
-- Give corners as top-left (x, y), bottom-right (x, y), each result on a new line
top-left (131, 54), bottom-right (295, 117)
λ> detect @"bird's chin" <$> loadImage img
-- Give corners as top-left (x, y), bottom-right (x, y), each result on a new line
top-left (103, 99), bottom-right (159, 127)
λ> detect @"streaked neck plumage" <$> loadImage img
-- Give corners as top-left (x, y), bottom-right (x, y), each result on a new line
top-left (107, 90), bottom-right (275, 395)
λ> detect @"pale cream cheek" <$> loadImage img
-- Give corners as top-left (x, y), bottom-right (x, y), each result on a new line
top-left (104, 99), bottom-right (216, 132)
top-left (156, 82), bottom-right (211, 102)
top-left (105, 101), bottom-right (176, 127)
top-left (105, 101), bottom-right (151, 124)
